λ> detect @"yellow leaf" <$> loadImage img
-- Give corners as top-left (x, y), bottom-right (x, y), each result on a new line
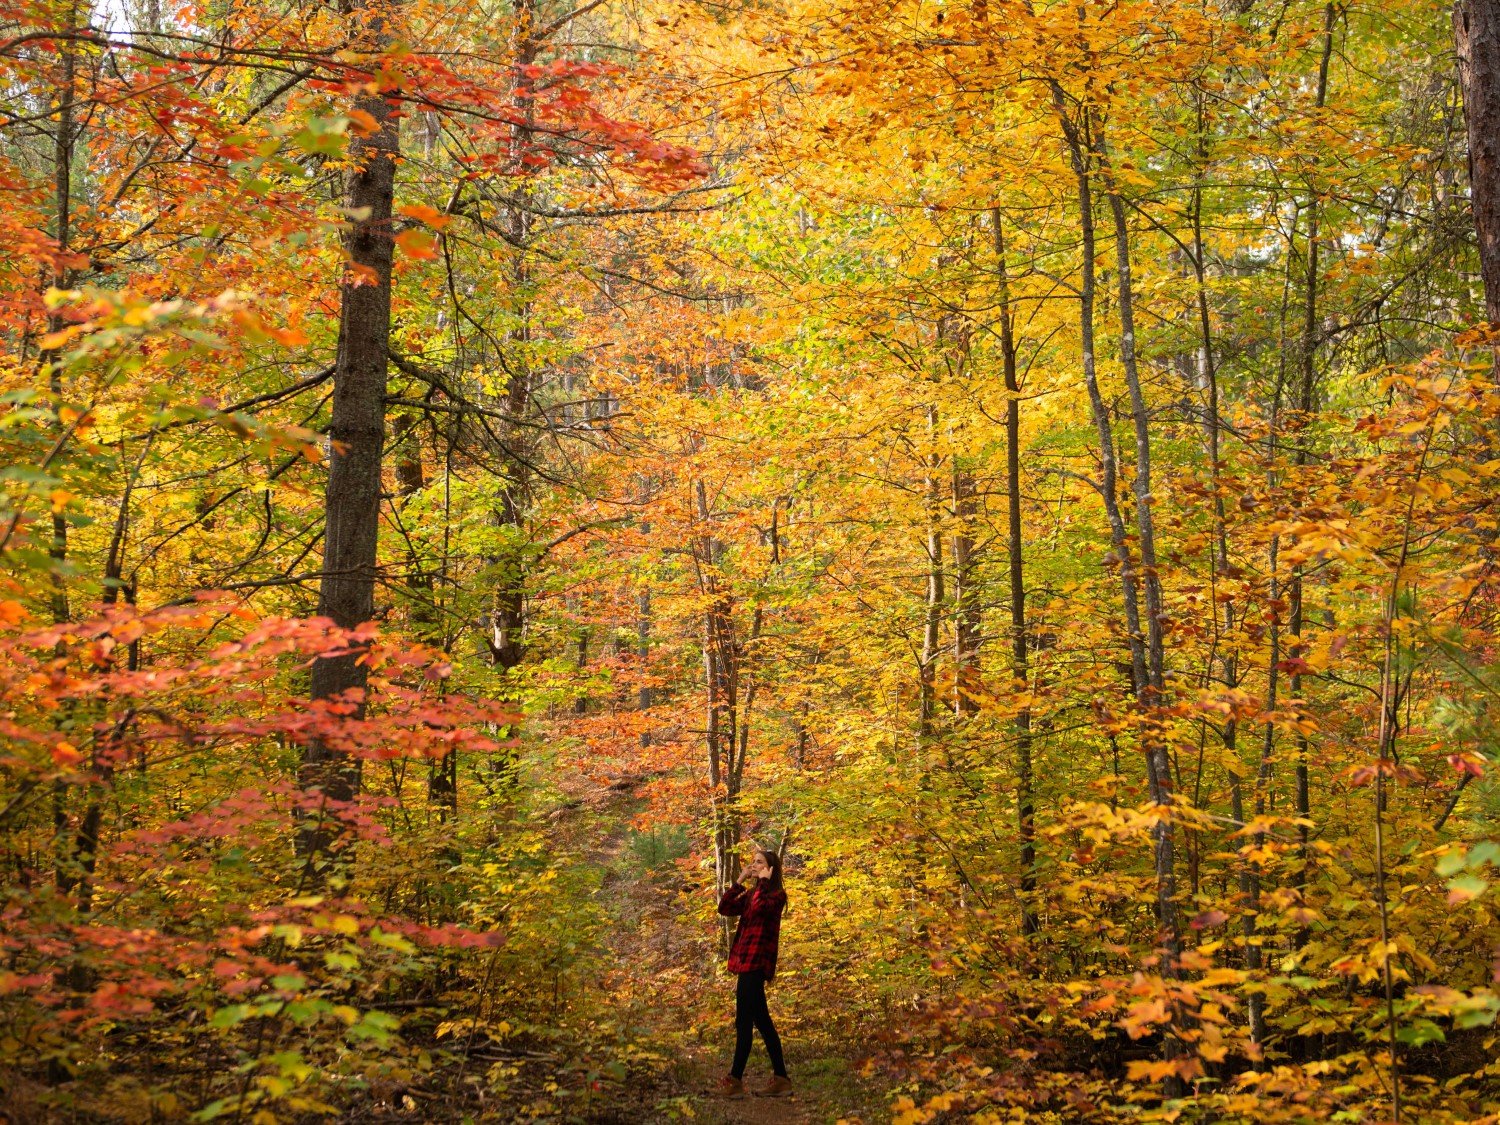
top-left (38, 325), bottom-right (84, 350)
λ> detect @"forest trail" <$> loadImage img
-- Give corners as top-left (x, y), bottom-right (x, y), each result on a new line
top-left (546, 768), bottom-right (877, 1125)
top-left (697, 1085), bottom-right (818, 1124)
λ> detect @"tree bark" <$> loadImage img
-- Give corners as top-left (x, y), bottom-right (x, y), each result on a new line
top-left (637, 587), bottom-right (653, 747)
top-left (994, 212), bottom-right (1037, 936)
top-left (573, 629), bottom-right (589, 715)
top-left (300, 11), bottom-right (400, 870)
top-left (484, 0), bottom-right (540, 677)
top-left (1054, 80), bottom-right (1181, 1090)
top-left (920, 402), bottom-right (945, 741)
top-left (1291, 0), bottom-right (1336, 888)
top-left (1097, 142), bottom-right (1181, 960)
top-left (1456, 0), bottom-right (1500, 324)
top-left (695, 480), bottom-right (741, 899)
top-left (1050, 93), bottom-right (1148, 698)
top-left (45, 1), bottom-right (78, 628)
top-left (46, 2), bottom-right (80, 906)
top-left (951, 465), bottom-right (980, 718)
top-left (391, 415), bottom-right (456, 814)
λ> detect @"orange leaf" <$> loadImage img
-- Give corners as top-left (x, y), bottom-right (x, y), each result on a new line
top-left (397, 203), bottom-right (452, 230)
top-left (39, 325), bottom-right (84, 350)
top-left (395, 228), bottom-right (439, 260)
top-left (346, 262), bottom-right (380, 286)
top-left (269, 326), bottom-right (309, 346)
top-left (346, 108), bottom-right (380, 136)
top-left (51, 742), bottom-right (83, 767)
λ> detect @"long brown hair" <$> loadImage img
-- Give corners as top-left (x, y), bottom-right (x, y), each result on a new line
top-left (757, 849), bottom-right (784, 892)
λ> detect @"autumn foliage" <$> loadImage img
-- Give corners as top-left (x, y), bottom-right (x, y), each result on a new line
top-left (6, 0), bottom-right (1500, 1121)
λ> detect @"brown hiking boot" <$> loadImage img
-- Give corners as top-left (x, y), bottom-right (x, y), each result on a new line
top-left (755, 1075), bottom-right (793, 1098)
top-left (712, 1075), bottom-right (747, 1099)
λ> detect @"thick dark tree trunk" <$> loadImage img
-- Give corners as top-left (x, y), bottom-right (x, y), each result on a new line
top-left (1457, 0), bottom-right (1500, 324)
top-left (299, 30), bottom-right (400, 869)
top-left (45, 3), bottom-right (77, 628)
top-left (47, 4), bottom-right (82, 908)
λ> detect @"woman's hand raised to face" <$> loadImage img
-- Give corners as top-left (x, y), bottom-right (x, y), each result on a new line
top-left (741, 853), bottom-right (769, 883)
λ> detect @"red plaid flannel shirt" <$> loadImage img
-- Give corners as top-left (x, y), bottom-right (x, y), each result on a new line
top-left (718, 881), bottom-right (787, 979)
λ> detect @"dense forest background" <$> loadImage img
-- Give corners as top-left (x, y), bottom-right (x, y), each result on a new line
top-left (5, 0), bottom-right (1500, 1120)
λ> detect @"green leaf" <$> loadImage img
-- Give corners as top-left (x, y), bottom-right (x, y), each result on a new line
top-left (1469, 840), bottom-right (1500, 870)
top-left (1396, 1019), bottom-right (1445, 1047)
top-left (1447, 873), bottom-right (1490, 902)
top-left (1456, 1004), bottom-right (1500, 1029)
top-left (209, 1004), bottom-right (252, 1029)
top-left (1436, 849), bottom-right (1469, 878)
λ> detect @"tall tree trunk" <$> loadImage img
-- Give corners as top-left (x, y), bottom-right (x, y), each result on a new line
top-left (46, 2), bottom-right (80, 905)
top-left (485, 0), bottom-right (539, 678)
top-left (919, 402), bottom-right (945, 741)
top-left (1456, 0), bottom-right (1500, 324)
top-left (994, 212), bottom-right (1037, 936)
top-left (45, 1), bottom-right (78, 628)
top-left (392, 415), bottom-right (456, 815)
top-left (1050, 93), bottom-right (1148, 699)
top-left (951, 465), bottom-right (980, 718)
top-left (1098, 143), bottom-right (1180, 962)
top-left (300, 7), bottom-right (400, 872)
top-left (1292, 0), bottom-right (1335, 885)
top-left (637, 587), bottom-right (653, 747)
top-left (574, 629), bottom-right (589, 715)
top-left (1054, 81), bottom-right (1181, 1089)
top-left (1187, 108), bottom-right (1265, 1037)
top-left (948, 303), bottom-right (981, 722)
top-left (695, 480), bottom-right (741, 900)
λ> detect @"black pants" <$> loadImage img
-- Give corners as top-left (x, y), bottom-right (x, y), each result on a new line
top-left (731, 970), bottom-right (787, 1079)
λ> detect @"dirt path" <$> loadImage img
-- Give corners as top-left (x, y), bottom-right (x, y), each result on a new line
top-left (677, 1050), bottom-right (865, 1125)
top-left (700, 1090), bottom-right (817, 1124)
top-left (547, 771), bottom-right (879, 1124)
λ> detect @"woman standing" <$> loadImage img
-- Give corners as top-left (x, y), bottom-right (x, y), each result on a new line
top-left (713, 849), bottom-right (791, 1099)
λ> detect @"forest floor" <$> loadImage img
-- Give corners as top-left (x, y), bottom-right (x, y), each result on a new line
top-left (533, 767), bottom-right (889, 1125)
